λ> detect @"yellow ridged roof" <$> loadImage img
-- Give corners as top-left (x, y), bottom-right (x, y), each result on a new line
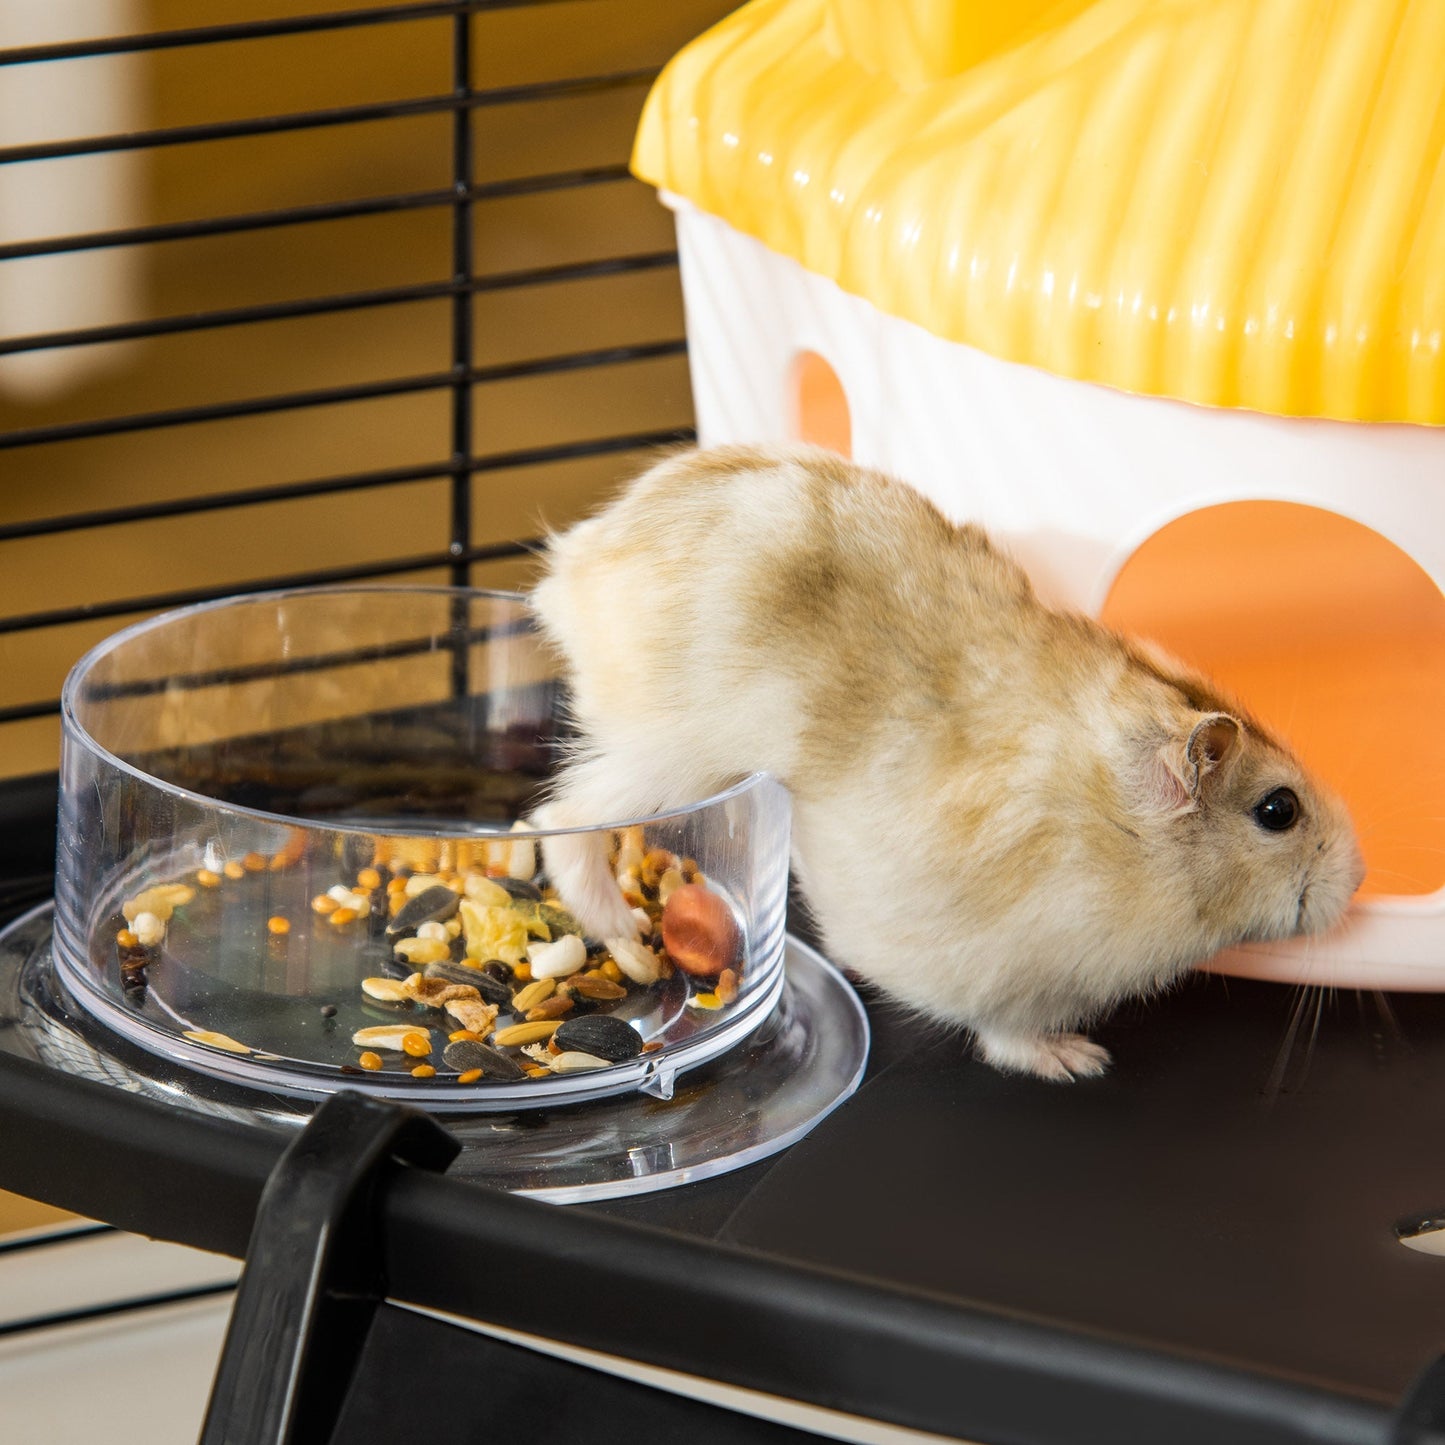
top-left (633, 0), bottom-right (1445, 424)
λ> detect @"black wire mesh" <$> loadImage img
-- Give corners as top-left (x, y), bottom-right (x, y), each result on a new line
top-left (0, 0), bottom-right (725, 775)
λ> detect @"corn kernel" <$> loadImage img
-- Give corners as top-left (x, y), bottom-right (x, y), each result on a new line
top-left (116, 928), bottom-right (139, 950)
top-left (311, 894), bottom-right (337, 915)
top-left (267, 916), bottom-right (291, 936)
top-left (328, 906), bottom-right (359, 926)
top-left (223, 861), bottom-right (245, 881)
top-left (357, 867), bottom-right (383, 890)
top-left (242, 852), bottom-right (267, 872)
top-left (600, 959), bottom-right (623, 983)
top-left (196, 869), bottom-right (222, 888)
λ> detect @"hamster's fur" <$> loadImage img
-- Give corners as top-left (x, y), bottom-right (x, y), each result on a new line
top-left (530, 445), bottom-right (1364, 1081)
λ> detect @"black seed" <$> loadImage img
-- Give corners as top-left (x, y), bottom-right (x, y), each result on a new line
top-left (443, 1039), bottom-right (526, 1079)
top-left (481, 961), bottom-right (512, 982)
top-left (424, 958), bottom-right (514, 1007)
top-left (553, 1015), bottom-right (644, 1062)
top-left (386, 884), bottom-right (461, 938)
top-left (319, 1004), bottom-right (337, 1018)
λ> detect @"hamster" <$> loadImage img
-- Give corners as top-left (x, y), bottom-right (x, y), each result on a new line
top-left (529, 444), bottom-right (1364, 1081)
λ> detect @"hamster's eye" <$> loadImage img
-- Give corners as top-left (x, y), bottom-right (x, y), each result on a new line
top-left (1253, 787), bottom-right (1300, 832)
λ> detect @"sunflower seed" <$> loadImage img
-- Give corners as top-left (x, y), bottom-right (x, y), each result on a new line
top-left (424, 958), bottom-right (514, 1006)
top-left (387, 883), bottom-right (461, 937)
top-left (494, 876), bottom-right (543, 902)
top-left (443, 1038), bottom-right (525, 1079)
top-left (553, 1014), bottom-right (644, 1062)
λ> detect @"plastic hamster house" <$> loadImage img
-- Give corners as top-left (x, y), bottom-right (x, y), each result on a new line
top-left (632, 0), bottom-right (1445, 989)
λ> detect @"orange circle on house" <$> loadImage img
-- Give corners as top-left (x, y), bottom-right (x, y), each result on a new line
top-left (791, 350), bottom-right (852, 458)
top-left (1100, 501), bottom-right (1445, 900)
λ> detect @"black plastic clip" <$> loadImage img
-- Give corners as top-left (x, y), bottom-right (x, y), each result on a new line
top-left (1394, 1352), bottom-right (1445, 1445)
top-left (198, 1091), bottom-right (459, 1445)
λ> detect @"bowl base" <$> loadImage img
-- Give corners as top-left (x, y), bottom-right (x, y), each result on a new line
top-left (2, 904), bottom-right (869, 1202)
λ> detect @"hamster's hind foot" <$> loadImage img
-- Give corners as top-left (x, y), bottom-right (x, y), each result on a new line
top-left (974, 1029), bottom-right (1111, 1082)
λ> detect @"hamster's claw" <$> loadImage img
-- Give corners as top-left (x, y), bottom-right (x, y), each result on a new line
top-left (975, 1030), bottom-right (1111, 1083)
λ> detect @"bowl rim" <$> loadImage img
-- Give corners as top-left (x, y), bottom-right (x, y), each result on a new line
top-left (59, 583), bottom-right (783, 839)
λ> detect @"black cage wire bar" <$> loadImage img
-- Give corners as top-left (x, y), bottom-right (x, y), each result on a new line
top-left (0, 0), bottom-right (699, 734)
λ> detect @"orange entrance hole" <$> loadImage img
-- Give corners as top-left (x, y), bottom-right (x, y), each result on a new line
top-left (1100, 501), bottom-right (1445, 899)
top-left (791, 350), bottom-right (851, 457)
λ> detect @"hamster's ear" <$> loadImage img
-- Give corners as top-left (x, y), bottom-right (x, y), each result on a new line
top-left (1139, 712), bottom-right (1243, 815)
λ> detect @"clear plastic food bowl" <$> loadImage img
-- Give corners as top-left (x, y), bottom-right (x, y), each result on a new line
top-left (51, 587), bottom-right (791, 1108)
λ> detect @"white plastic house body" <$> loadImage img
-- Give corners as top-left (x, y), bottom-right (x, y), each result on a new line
top-left (666, 193), bottom-right (1445, 990)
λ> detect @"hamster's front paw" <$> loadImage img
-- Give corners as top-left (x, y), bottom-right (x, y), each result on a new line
top-left (538, 826), bottom-right (641, 942)
top-left (975, 1029), bottom-right (1111, 1083)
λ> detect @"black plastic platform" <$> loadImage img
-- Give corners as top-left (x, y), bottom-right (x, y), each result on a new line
top-left (3, 771), bottom-right (1444, 1444)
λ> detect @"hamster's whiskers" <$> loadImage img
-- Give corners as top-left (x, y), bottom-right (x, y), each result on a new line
top-left (1264, 981), bottom-right (1323, 1098)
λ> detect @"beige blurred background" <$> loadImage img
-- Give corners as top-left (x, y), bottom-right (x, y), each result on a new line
top-left (0, 0), bottom-right (733, 1230)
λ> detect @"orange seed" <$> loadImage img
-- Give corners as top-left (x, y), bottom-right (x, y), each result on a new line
top-left (358, 1051), bottom-right (383, 1071)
